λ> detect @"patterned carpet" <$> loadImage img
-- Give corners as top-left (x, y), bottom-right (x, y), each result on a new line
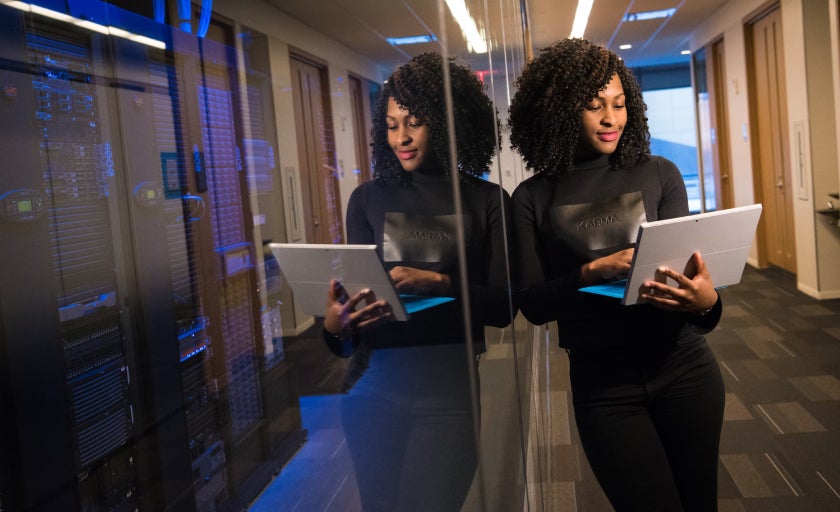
top-left (712, 266), bottom-right (840, 511)
top-left (249, 265), bottom-right (840, 511)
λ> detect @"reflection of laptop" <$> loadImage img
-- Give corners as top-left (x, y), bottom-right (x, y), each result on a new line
top-left (579, 204), bottom-right (763, 305)
top-left (268, 243), bottom-right (454, 321)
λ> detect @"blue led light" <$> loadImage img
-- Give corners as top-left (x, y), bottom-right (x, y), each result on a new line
top-left (387, 34), bottom-right (438, 46)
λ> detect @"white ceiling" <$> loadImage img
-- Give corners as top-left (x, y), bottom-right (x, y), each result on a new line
top-left (262, 0), bottom-right (731, 70)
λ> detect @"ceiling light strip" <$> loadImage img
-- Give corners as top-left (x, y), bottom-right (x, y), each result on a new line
top-left (444, 0), bottom-right (487, 53)
top-left (2, 0), bottom-right (167, 49)
top-left (569, 0), bottom-right (593, 38)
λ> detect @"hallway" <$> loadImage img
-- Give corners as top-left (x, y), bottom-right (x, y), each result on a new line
top-left (249, 265), bottom-right (840, 511)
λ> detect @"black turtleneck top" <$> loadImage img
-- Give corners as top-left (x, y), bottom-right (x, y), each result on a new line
top-left (511, 154), bottom-right (721, 350)
top-left (343, 171), bottom-right (513, 352)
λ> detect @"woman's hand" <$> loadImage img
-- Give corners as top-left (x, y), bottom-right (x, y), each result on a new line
top-left (638, 251), bottom-right (719, 313)
top-left (323, 279), bottom-right (393, 335)
top-left (580, 247), bottom-right (635, 286)
top-left (389, 266), bottom-right (452, 295)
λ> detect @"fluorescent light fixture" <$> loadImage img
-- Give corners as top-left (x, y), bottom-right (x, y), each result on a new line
top-left (387, 34), bottom-right (437, 46)
top-left (445, 0), bottom-right (487, 54)
top-left (623, 8), bottom-right (676, 22)
top-left (681, 50), bottom-right (691, 55)
top-left (2, 1), bottom-right (31, 11)
top-left (108, 26), bottom-right (133, 39)
top-left (3, 1), bottom-right (167, 49)
top-left (130, 34), bottom-right (167, 49)
top-left (619, 44), bottom-right (632, 50)
top-left (74, 19), bottom-right (110, 34)
top-left (570, 0), bottom-right (593, 38)
top-left (30, 4), bottom-right (75, 22)
top-left (110, 26), bottom-right (167, 49)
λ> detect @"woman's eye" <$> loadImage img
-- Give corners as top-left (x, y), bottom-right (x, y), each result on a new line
top-left (387, 125), bottom-right (397, 131)
top-left (614, 104), bottom-right (625, 110)
top-left (586, 105), bottom-right (601, 112)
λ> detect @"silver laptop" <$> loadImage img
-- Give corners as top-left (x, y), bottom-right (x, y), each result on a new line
top-left (269, 243), bottom-right (454, 321)
top-left (579, 204), bottom-right (763, 305)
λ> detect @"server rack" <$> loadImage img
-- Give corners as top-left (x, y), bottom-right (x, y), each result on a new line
top-left (0, 5), bottom-right (304, 511)
top-left (0, 11), bottom-right (139, 511)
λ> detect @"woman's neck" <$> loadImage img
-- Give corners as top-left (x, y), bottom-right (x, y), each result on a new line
top-left (574, 152), bottom-right (611, 169)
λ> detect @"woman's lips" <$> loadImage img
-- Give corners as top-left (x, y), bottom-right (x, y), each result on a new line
top-left (397, 149), bottom-right (417, 160)
top-left (597, 131), bottom-right (619, 142)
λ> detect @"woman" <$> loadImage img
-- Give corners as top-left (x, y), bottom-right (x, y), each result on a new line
top-left (322, 51), bottom-right (513, 511)
top-left (508, 38), bottom-right (724, 511)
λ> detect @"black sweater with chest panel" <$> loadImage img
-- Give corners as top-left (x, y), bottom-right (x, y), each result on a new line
top-left (511, 154), bottom-right (721, 351)
top-left (344, 171), bottom-right (513, 353)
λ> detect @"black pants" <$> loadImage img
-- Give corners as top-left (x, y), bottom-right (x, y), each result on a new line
top-left (341, 344), bottom-right (479, 512)
top-left (569, 335), bottom-right (725, 512)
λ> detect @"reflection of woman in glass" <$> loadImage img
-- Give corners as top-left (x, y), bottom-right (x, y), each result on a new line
top-left (508, 38), bottom-right (724, 511)
top-left (322, 52), bottom-right (512, 510)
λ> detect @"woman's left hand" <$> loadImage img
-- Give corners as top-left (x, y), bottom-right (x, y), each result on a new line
top-left (638, 251), bottom-right (718, 313)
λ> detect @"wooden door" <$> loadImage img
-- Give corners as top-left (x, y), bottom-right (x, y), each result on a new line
top-left (748, 6), bottom-right (796, 272)
top-left (289, 54), bottom-right (343, 244)
top-left (710, 39), bottom-right (734, 210)
top-left (348, 73), bottom-right (373, 183)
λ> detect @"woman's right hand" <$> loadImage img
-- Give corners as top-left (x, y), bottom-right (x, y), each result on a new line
top-left (580, 247), bottom-right (635, 286)
top-left (323, 279), bottom-right (393, 335)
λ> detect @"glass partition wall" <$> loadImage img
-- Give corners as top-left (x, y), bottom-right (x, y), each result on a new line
top-left (0, 0), bottom-right (559, 511)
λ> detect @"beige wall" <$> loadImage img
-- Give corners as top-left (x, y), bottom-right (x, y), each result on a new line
top-left (214, 0), bottom-right (389, 245)
top-left (833, 0), bottom-right (840, 202)
top-left (802, 0), bottom-right (840, 298)
top-left (691, 0), bottom-right (840, 299)
top-left (210, 0), bottom-right (393, 332)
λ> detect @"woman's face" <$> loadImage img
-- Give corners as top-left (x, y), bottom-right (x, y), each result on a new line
top-left (579, 73), bottom-right (626, 156)
top-left (386, 97), bottom-right (431, 173)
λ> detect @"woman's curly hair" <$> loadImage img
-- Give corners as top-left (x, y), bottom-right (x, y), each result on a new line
top-left (371, 52), bottom-right (499, 185)
top-left (508, 38), bottom-right (650, 176)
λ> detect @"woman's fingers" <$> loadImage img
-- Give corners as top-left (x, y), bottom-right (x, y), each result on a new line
top-left (356, 302), bottom-right (393, 328)
top-left (342, 288), bottom-right (391, 326)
